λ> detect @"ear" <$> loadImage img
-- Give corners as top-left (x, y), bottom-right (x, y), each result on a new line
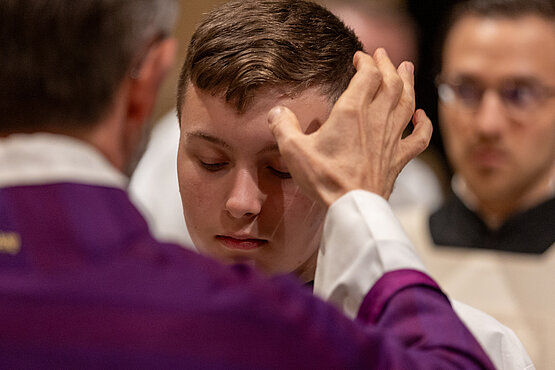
top-left (126, 37), bottom-right (177, 127)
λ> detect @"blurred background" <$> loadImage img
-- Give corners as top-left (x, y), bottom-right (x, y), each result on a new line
top-left (152, 0), bottom-right (227, 122)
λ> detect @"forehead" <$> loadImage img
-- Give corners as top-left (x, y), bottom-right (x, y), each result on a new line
top-left (180, 84), bottom-right (331, 142)
top-left (442, 15), bottom-right (555, 82)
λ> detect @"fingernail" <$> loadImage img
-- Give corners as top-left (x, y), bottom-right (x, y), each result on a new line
top-left (268, 106), bottom-right (283, 124)
top-left (404, 61), bottom-right (414, 74)
top-left (375, 47), bottom-right (387, 58)
top-left (414, 109), bottom-right (423, 122)
top-left (353, 51), bottom-right (363, 67)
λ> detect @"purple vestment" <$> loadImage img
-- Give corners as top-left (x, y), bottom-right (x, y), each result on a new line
top-left (0, 182), bottom-right (494, 369)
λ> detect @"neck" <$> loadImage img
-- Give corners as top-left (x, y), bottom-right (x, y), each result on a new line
top-left (454, 175), bottom-right (555, 229)
top-left (84, 82), bottom-right (137, 176)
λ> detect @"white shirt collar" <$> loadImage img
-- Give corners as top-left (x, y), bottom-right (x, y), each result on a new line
top-left (452, 173), bottom-right (555, 212)
top-left (0, 133), bottom-right (127, 189)
top-left (451, 174), bottom-right (479, 212)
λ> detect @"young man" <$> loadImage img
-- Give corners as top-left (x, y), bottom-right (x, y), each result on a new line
top-left (129, 0), bottom-right (443, 246)
top-left (394, 0), bottom-right (555, 367)
top-left (0, 0), bottom-right (493, 368)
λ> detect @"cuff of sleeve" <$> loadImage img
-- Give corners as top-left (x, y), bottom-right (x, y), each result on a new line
top-left (357, 269), bottom-right (441, 323)
top-left (314, 190), bottom-right (426, 319)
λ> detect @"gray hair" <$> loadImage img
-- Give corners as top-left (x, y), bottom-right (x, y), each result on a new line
top-left (0, 0), bottom-right (178, 132)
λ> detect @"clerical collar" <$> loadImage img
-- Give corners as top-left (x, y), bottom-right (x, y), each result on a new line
top-left (451, 174), bottom-right (555, 230)
top-left (429, 194), bottom-right (555, 254)
top-left (451, 175), bottom-right (478, 212)
top-left (0, 133), bottom-right (127, 189)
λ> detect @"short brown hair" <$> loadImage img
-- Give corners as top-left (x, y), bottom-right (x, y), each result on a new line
top-left (176, 0), bottom-right (363, 118)
top-left (0, 0), bottom-right (177, 133)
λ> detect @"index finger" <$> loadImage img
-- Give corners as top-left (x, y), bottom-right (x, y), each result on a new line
top-left (336, 51), bottom-right (382, 107)
top-left (371, 48), bottom-right (405, 110)
top-left (396, 61), bottom-right (416, 116)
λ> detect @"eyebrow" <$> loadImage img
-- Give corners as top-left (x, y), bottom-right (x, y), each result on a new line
top-left (185, 130), bottom-right (281, 155)
top-left (448, 73), bottom-right (541, 85)
top-left (185, 131), bottom-right (231, 150)
top-left (258, 143), bottom-right (280, 155)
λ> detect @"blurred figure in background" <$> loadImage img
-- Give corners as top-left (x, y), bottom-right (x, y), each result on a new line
top-left (395, 0), bottom-right (555, 367)
top-left (130, 109), bottom-right (193, 245)
top-left (321, 0), bottom-right (418, 68)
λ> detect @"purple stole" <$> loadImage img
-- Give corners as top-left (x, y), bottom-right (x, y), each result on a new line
top-left (0, 183), bottom-right (493, 368)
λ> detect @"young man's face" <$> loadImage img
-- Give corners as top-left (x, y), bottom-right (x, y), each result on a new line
top-left (439, 15), bottom-right (555, 207)
top-left (177, 84), bottom-right (330, 282)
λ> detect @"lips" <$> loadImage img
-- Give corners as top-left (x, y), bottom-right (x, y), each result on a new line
top-left (216, 235), bottom-right (267, 250)
top-left (470, 146), bottom-right (506, 169)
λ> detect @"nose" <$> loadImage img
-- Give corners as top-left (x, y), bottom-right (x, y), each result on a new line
top-left (473, 90), bottom-right (508, 138)
top-left (225, 169), bottom-right (266, 219)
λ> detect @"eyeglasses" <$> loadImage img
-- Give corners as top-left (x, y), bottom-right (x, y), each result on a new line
top-left (436, 75), bottom-right (555, 119)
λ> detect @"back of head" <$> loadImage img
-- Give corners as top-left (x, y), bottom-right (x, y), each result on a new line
top-left (320, 0), bottom-right (418, 67)
top-left (176, 0), bottom-right (363, 117)
top-left (0, 0), bottom-right (177, 134)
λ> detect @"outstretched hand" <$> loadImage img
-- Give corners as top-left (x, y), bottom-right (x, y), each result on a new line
top-left (268, 49), bottom-right (433, 207)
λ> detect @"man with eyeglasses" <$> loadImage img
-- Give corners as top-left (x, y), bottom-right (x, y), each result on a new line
top-left (394, 0), bottom-right (555, 367)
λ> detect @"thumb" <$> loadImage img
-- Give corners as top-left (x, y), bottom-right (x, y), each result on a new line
top-left (267, 106), bottom-right (303, 148)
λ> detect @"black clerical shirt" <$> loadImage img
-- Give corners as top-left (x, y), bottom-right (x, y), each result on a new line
top-left (429, 196), bottom-right (555, 254)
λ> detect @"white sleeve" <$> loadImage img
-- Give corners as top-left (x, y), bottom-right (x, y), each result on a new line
top-left (313, 190), bottom-right (534, 370)
top-left (314, 190), bottom-right (426, 319)
top-left (452, 300), bottom-right (535, 370)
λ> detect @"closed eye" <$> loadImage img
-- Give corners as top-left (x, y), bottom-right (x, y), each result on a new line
top-left (199, 161), bottom-right (228, 172)
top-left (267, 166), bottom-right (291, 179)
